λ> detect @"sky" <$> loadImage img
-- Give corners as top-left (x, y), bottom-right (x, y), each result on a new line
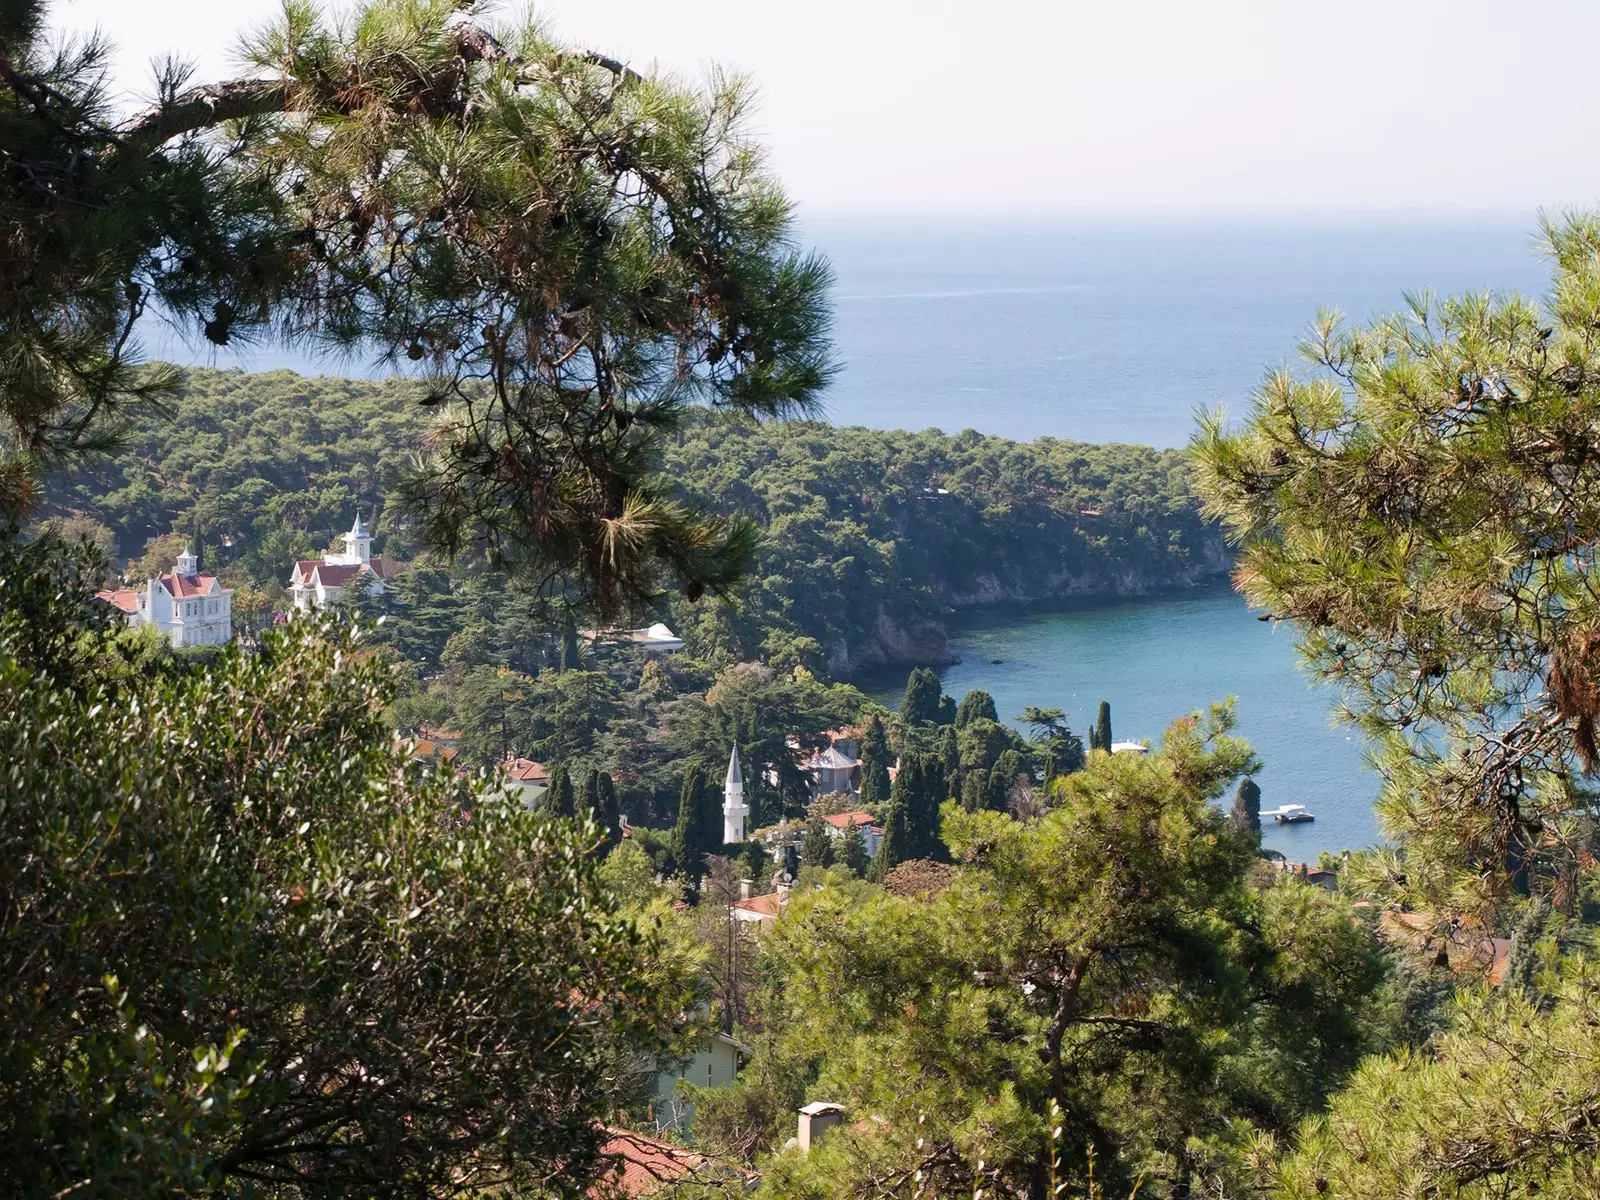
top-left (48, 0), bottom-right (1600, 216)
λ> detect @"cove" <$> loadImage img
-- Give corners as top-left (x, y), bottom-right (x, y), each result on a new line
top-left (867, 586), bottom-right (1381, 859)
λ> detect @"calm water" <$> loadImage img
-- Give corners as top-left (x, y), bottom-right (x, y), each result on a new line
top-left (870, 587), bottom-right (1379, 859)
top-left (812, 214), bottom-right (1548, 447)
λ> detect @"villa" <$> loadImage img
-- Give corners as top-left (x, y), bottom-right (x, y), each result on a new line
top-left (96, 545), bottom-right (234, 647)
top-left (289, 515), bottom-right (397, 611)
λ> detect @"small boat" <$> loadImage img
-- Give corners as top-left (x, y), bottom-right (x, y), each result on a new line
top-left (1263, 804), bottom-right (1315, 824)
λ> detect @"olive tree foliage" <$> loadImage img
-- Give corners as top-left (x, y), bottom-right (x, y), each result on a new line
top-left (0, 531), bottom-right (698, 1197)
top-left (1193, 214), bottom-right (1600, 911)
top-left (2, 0), bottom-right (834, 618)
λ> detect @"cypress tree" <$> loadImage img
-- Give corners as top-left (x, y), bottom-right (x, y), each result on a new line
top-left (543, 766), bottom-right (575, 818)
top-left (560, 611), bottom-right (582, 672)
top-left (1092, 700), bottom-right (1113, 753)
top-left (962, 770), bottom-right (988, 813)
top-left (987, 750), bottom-right (1025, 813)
top-left (955, 690), bottom-right (998, 728)
top-left (859, 714), bottom-right (893, 806)
top-left (673, 767), bottom-right (716, 884)
top-left (901, 667), bottom-right (944, 727)
top-left (900, 754), bottom-right (946, 863)
top-left (870, 797), bottom-right (909, 882)
top-left (1228, 776), bottom-right (1262, 836)
top-left (937, 724), bottom-right (961, 799)
top-left (597, 770), bottom-right (622, 848)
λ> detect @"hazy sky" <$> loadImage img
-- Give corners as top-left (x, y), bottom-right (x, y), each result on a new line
top-left (50, 0), bottom-right (1600, 216)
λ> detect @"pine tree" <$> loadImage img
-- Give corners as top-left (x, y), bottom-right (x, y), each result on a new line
top-left (800, 817), bottom-right (835, 869)
top-left (1228, 776), bottom-right (1262, 836)
top-left (955, 689), bottom-right (998, 728)
top-left (839, 819), bottom-right (870, 876)
top-left (1092, 701), bottom-right (1113, 753)
top-left (859, 714), bottom-right (893, 806)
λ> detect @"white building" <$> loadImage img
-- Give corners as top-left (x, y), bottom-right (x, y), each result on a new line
top-left (97, 546), bottom-right (234, 648)
top-left (581, 622), bottom-right (685, 653)
top-left (289, 515), bottom-right (396, 611)
top-left (723, 745), bottom-right (748, 843)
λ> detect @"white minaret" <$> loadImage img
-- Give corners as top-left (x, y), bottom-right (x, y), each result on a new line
top-left (175, 545), bottom-right (198, 576)
top-left (723, 745), bottom-right (748, 843)
top-left (341, 513), bottom-right (373, 565)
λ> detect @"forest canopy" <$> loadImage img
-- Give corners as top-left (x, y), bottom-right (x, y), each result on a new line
top-left (43, 366), bottom-right (1223, 675)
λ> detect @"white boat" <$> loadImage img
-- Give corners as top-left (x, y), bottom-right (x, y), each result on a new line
top-left (1262, 804), bottom-right (1315, 824)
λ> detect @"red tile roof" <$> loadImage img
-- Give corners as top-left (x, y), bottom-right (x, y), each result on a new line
top-left (592, 1128), bottom-right (752, 1196)
top-left (160, 572), bottom-right (218, 599)
top-left (95, 588), bottom-right (139, 614)
top-left (822, 811), bottom-right (875, 830)
top-left (504, 757), bottom-right (549, 783)
top-left (732, 892), bottom-right (783, 919)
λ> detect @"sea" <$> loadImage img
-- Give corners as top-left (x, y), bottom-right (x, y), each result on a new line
top-left (150, 213), bottom-right (1555, 856)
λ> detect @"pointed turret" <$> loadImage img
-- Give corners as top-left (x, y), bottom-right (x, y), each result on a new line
top-left (175, 545), bottom-right (198, 576)
top-left (723, 744), bottom-right (748, 843)
top-left (341, 512), bottom-right (373, 564)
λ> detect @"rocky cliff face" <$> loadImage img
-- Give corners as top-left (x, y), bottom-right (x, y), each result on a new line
top-left (829, 535), bottom-right (1231, 679)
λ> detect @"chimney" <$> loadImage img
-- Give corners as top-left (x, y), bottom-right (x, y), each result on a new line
top-left (797, 1102), bottom-right (844, 1155)
top-left (739, 878), bottom-right (752, 901)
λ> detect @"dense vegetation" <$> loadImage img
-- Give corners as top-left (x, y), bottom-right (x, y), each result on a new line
top-left (10, 0), bottom-right (1600, 1191)
top-left (45, 366), bottom-right (1224, 675)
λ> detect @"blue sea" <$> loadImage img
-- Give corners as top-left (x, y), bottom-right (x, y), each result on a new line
top-left (153, 214), bottom-right (1556, 855)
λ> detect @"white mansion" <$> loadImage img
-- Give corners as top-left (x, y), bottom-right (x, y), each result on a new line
top-left (289, 515), bottom-right (396, 611)
top-left (97, 546), bottom-right (234, 647)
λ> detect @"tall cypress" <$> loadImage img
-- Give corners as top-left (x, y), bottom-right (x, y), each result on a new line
top-left (597, 770), bottom-right (622, 847)
top-left (859, 714), bottom-right (893, 806)
top-left (901, 667), bottom-right (943, 727)
top-left (543, 766), bottom-right (575, 818)
top-left (560, 611), bottom-right (582, 672)
top-left (673, 767), bottom-right (715, 884)
top-left (871, 795), bottom-right (909, 882)
top-left (937, 724), bottom-right (961, 799)
top-left (986, 749), bottom-right (1025, 813)
top-left (1092, 701), bottom-right (1113, 753)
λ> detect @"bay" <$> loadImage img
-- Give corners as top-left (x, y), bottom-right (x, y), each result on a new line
top-left (868, 587), bottom-right (1379, 860)
top-left (146, 215), bottom-right (1551, 850)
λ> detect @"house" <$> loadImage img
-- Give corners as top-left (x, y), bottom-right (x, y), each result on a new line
top-left (650, 1031), bottom-right (745, 1135)
top-left (590, 1126), bottom-right (755, 1197)
top-left (502, 756), bottom-right (551, 807)
top-left (289, 515), bottom-right (397, 611)
top-left (802, 745), bottom-right (861, 797)
top-left (581, 622), bottom-right (685, 654)
top-left (96, 546), bottom-right (234, 647)
top-left (822, 811), bottom-right (884, 860)
top-left (731, 889), bottom-right (785, 934)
